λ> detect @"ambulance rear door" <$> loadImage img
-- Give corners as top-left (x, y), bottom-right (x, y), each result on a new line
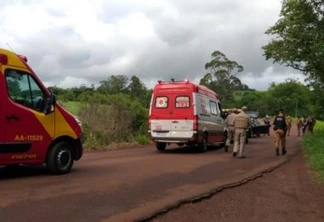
top-left (150, 93), bottom-right (172, 138)
top-left (169, 94), bottom-right (194, 138)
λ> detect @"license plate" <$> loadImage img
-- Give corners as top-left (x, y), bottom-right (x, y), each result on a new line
top-left (156, 132), bottom-right (167, 137)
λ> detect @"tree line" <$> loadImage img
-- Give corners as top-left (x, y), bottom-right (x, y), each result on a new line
top-left (49, 74), bottom-right (318, 119)
top-left (47, 0), bottom-right (324, 148)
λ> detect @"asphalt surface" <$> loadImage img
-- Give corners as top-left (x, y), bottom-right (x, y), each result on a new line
top-left (0, 128), bottom-right (301, 222)
top-left (153, 138), bottom-right (324, 222)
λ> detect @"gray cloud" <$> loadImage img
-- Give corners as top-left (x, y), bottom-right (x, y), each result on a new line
top-left (0, 0), bottom-right (305, 90)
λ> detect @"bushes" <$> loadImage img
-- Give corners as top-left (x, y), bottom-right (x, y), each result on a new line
top-left (77, 93), bottom-right (150, 149)
top-left (302, 121), bottom-right (324, 183)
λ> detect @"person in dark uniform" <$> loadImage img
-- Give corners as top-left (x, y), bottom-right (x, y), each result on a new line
top-left (272, 108), bottom-right (287, 156)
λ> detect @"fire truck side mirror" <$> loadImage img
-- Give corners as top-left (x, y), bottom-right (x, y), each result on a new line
top-left (44, 93), bottom-right (56, 114)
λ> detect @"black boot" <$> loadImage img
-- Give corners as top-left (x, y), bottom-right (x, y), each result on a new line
top-left (276, 149), bottom-right (279, 156)
top-left (282, 148), bottom-right (287, 155)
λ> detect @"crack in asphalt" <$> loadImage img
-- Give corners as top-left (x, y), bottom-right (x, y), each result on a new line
top-left (135, 149), bottom-right (301, 222)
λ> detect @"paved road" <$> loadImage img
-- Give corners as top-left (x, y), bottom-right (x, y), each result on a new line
top-left (0, 129), bottom-right (300, 222)
top-left (153, 139), bottom-right (323, 222)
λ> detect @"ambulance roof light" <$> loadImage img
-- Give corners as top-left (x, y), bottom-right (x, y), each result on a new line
top-left (184, 79), bottom-right (189, 83)
top-left (18, 54), bottom-right (28, 63)
top-left (158, 80), bottom-right (162, 84)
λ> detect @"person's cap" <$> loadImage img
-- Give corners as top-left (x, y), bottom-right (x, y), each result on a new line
top-left (242, 106), bottom-right (247, 111)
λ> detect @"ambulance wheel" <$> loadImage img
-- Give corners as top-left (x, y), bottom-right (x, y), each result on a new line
top-left (199, 136), bottom-right (208, 153)
top-left (47, 141), bottom-right (74, 175)
top-left (156, 142), bottom-right (166, 151)
top-left (177, 143), bottom-right (184, 147)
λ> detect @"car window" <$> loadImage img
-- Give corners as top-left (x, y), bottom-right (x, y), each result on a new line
top-left (210, 101), bottom-right (218, 115)
top-left (5, 69), bottom-right (46, 112)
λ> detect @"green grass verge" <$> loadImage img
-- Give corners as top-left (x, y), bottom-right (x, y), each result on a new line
top-left (302, 121), bottom-right (324, 183)
top-left (59, 101), bottom-right (82, 115)
top-left (57, 100), bottom-right (151, 149)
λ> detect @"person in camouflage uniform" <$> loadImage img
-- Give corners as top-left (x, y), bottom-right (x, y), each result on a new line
top-left (296, 116), bottom-right (302, 137)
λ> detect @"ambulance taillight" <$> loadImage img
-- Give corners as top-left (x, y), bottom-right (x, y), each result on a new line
top-left (193, 115), bottom-right (198, 131)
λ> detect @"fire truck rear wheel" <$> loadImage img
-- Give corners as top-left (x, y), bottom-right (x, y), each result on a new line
top-left (47, 141), bottom-right (74, 175)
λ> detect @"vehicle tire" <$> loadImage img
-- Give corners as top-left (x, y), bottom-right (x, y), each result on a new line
top-left (5, 164), bottom-right (20, 170)
top-left (199, 136), bottom-right (208, 153)
top-left (156, 142), bottom-right (166, 151)
top-left (224, 144), bottom-right (228, 152)
top-left (177, 143), bottom-right (184, 147)
top-left (47, 141), bottom-right (74, 175)
top-left (245, 136), bottom-right (249, 144)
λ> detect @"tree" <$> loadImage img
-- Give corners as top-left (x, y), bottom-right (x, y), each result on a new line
top-left (308, 81), bottom-right (324, 120)
top-left (267, 79), bottom-right (311, 116)
top-left (199, 51), bottom-right (245, 107)
top-left (240, 91), bottom-right (272, 117)
top-left (127, 76), bottom-right (147, 97)
top-left (97, 75), bottom-right (128, 94)
top-left (7, 79), bottom-right (21, 98)
top-left (262, 0), bottom-right (324, 83)
top-left (126, 75), bottom-right (152, 107)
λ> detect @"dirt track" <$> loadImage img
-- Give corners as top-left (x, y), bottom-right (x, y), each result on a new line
top-left (0, 128), bottom-right (305, 222)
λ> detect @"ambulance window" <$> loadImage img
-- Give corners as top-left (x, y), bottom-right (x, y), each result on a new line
top-left (210, 101), bottom-right (218, 115)
top-left (5, 69), bottom-right (45, 112)
top-left (175, 96), bottom-right (190, 108)
top-left (155, 96), bottom-right (168, 108)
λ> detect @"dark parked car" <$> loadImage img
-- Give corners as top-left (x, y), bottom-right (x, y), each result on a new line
top-left (247, 111), bottom-right (270, 137)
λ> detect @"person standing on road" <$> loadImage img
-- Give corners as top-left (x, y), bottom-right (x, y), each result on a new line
top-left (296, 116), bottom-right (302, 137)
top-left (302, 116), bottom-right (308, 135)
top-left (224, 109), bottom-right (237, 152)
top-left (305, 115), bottom-right (316, 134)
top-left (233, 106), bottom-right (252, 158)
top-left (272, 108), bottom-right (287, 156)
top-left (286, 115), bottom-right (292, 136)
top-left (263, 115), bottom-right (271, 125)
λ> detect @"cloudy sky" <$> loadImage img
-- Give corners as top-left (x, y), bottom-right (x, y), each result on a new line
top-left (0, 0), bottom-right (307, 90)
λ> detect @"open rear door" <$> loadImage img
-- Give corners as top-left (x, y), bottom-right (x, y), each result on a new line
top-left (170, 95), bottom-right (193, 135)
top-left (150, 95), bottom-right (172, 137)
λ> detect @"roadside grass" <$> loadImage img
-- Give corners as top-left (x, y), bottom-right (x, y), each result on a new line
top-left (57, 100), bottom-right (151, 150)
top-left (302, 121), bottom-right (324, 183)
top-left (59, 101), bottom-right (82, 116)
